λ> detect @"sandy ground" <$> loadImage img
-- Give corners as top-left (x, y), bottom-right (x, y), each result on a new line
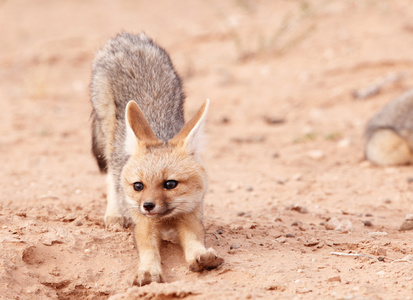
top-left (1, 0), bottom-right (413, 299)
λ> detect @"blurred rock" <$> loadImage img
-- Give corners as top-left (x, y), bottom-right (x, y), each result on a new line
top-left (325, 217), bottom-right (353, 233)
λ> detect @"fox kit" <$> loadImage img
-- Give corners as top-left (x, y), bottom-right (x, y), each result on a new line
top-left (365, 89), bottom-right (413, 166)
top-left (90, 32), bottom-right (223, 285)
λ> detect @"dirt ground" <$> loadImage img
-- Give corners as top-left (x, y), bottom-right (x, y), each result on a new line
top-left (1, 0), bottom-right (413, 299)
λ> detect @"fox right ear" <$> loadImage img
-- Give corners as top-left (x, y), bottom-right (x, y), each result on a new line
top-left (169, 99), bottom-right (209, 156)
top-left (125, 101), bottom-right (159, 155)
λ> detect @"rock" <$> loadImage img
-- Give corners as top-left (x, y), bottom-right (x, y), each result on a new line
top-left (399, 220), bottom-right (413, 231)
top-left (337, 138), bottom-right (350, 148)
top-left (227, 183), bottom-right (239, 193)
top-left (370, 246), bottom-right (387, 256)
top-left (230, 243), bottom-right (240, 250)
top-left (285, 233), bottom-right (296, 238)
top-left (405, 214), bottom-right (413, 221)
top-left (296, 288), bottom-right (312, 294)
top-left (369, 231), bottom-right (388, 238)
top-left (307, 150), bottom-right (324, 160)
top-left (275, 236), bottom-right (286, 243)
top-left (287, 204), bottom-right (308, 214)
top-left (265, 284), bottom-right (286, 291)
top-left (364, 220), bottom-right (373, 227)
top-left (327, 276), bottom-right (341, 282)
top-left (246, 233), bottom-right (252, 239)
top-left (41, 232), bottom-right (63, 246)
top-left (325, 217), bottom-right (353, 233)
top-left (74, 217), bottom-right (84, 226)
top-left (263, 116), bottom-right (285, 125)
top-left (230, 224), bottom-right (243, 231)
top-left (304, 238), bottom-right (319, 247)
top-left (291, 221), bottom-right (302, 227)
top-left (244, 223), bottom-right (258, 229)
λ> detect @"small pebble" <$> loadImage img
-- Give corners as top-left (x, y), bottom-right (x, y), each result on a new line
top-left (304, 238), bottom-right (319, 247)
top-left (230, 225), bottom-right (243, 231)
top-left (325, 217), bottom-right (353, 233)
top-left (337, 138), bottom-right (350, 148)
top-left (220, 116), bottom-right (230, 124)
top-left (230, 243), bottom-right (240, 250)
top-left (363, 220), bottom-right (373, 227)
top-left (291, 221), bottom-right (302, 227)
top-left (286, 233), bottom-right (296, 238)
top-left (263, 116), bottom-right (285, 125)
top-left (327, 276), bottom-right (341, 282)
top-left (405, 214), bottom-right (413, 221)
top-left (74, 219), bottom-right (83, 226)
top-left (369, 231), bottom-right (388, 238)
top-left (371, 246), bottom-right (387, 256)
top-left (307, 150), bottom-right (325, 160)
top-left (288, 204), bottom-right (308, 214)
top-left (399, 220), bottom-right (413, 231)
top-left (246, 233), bottom-right (252, 239)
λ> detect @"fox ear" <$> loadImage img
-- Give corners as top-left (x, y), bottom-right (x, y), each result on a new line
top-left (125, 100), bottom-right (159, 154)
top-left (170, 99), bottom-right (209, 155)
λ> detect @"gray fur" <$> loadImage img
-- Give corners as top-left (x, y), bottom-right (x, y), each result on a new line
top-left (91, 32), bottom-right (185, 171)
top-left (366, 89), bottom-right (413, 148)
top-left (90, 32), bottom-right (185, 223)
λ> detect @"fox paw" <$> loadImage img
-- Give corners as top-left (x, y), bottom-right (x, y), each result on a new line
top-left (104, 214), bottom-right (131, 230)
top-left (189, 248), bottom-right (224, 272)
top-left (132, 270), bottom-right (163, 286)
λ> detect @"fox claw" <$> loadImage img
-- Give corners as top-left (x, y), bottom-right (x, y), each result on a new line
top-left (104, 215), bottom-right (131, 230)
top-left (132, 270), bottom-right (163, 286)
top-left (189, 248), bottom-right (224, 272)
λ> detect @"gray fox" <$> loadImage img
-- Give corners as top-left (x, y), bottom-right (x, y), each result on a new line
top-left (365, 89), bottom-right (413, 166)
top-left (90, 32), bottom-right (223, 286)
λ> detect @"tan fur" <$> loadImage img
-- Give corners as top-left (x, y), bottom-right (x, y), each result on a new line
top-left (366, 129), bottom-right (413, 166)
top-left (90, 33), bottom-right (223, 286)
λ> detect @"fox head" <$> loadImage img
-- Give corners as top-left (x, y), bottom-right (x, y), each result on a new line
top-left (121, 100), bottom-right (209, 219)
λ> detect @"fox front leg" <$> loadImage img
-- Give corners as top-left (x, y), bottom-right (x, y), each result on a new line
top-left (132, 218), bottom-right (163, 286)
top-left (177, 214), bottom-right (224, 272)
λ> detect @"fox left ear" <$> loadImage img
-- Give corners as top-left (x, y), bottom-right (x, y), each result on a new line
top-left (125, 100), bottom-right (160, 155)
top-left (170, 99), bottom-right (209, 155)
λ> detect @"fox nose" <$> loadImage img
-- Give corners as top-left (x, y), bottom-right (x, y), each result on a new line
top-left (143, 202), bottom-right (156, 212)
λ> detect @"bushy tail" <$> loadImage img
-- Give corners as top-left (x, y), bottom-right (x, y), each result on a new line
top-left (91, 111), bottom-right (108, 173)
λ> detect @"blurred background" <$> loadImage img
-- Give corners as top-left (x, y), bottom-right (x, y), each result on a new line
top-left (2, 0), bottom-right (413, 205)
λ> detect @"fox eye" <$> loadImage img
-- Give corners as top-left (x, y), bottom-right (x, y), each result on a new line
top-left (163, 180), bottom-right (178, 190)
top-left (133, 182), bottom-right (144, 191)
